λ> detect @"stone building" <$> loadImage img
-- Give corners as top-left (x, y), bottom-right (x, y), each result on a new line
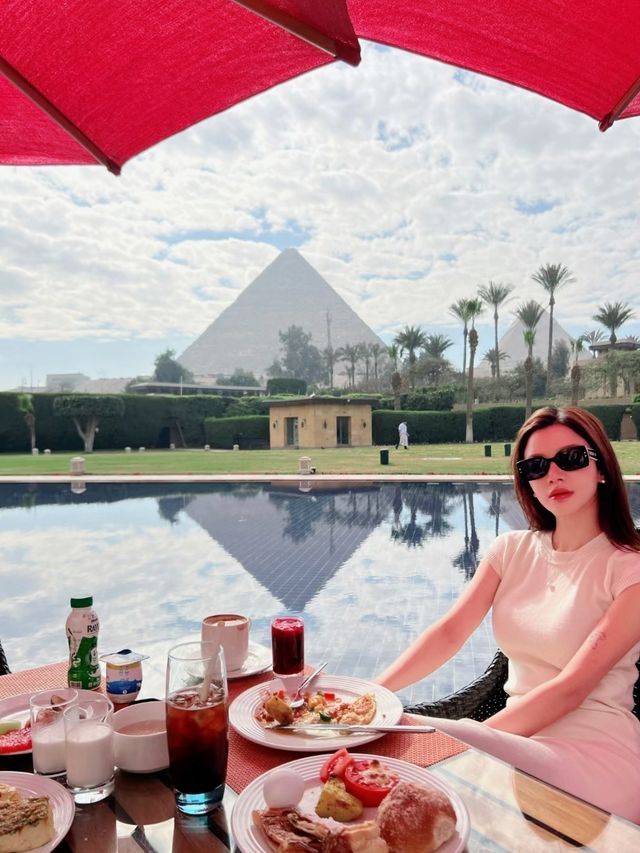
top-left (269, 397), bottom-right (375, 449)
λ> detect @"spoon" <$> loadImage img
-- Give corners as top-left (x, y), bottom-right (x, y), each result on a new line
top-left (289, 661), bottom-right (328, 709)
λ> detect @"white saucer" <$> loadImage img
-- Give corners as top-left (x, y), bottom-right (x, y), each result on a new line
top-left (227, 642), bottom-right (272, 680)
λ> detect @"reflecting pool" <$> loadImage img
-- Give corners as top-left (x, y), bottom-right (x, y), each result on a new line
top-left (2, 481), bottom-right (639, 706)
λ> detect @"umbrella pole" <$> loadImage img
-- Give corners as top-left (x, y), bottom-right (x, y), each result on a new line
top-left (0, 56), bottom-right (121, 174)
top-left (230, 0), bottom-right (361, 66)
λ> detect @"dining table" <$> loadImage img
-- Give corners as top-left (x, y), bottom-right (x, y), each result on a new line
top-left (2, 651), bottom-right (640, 852)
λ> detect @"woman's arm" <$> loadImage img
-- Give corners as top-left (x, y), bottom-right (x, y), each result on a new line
top-left (375, 558), bottom-right (501, 692)
top-left (485, 582), bottom-right (640, 736)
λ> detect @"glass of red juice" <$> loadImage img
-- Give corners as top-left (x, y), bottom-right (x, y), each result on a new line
top-left (271, 617), bottom-right (304, 678)
top-left (166, 641), bottom-right (229, 815)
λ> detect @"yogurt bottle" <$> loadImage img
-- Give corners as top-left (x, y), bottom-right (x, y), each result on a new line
top-left (66, 596), bottom-right (101, 690)
top-left (100, 650), bottom-right (149, 704)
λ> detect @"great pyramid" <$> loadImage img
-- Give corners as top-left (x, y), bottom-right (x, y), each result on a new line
top-left (475, 309), bottom-right (575, 378)
top-left (179, 249), bottom-right (384, 380)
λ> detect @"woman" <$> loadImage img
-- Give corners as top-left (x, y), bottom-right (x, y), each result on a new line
top-left (376, 406), bottom-right (640, 820)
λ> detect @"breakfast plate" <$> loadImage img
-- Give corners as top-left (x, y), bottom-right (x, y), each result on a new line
top-left (227, 642), bottom-right (272, 680)
top-left (0, 689), bottom-right (100, 756)
top-left (230, 752), bottom-right (470, 853)
top-left (229, 675), bottom-right (403, 752)
top-left (0, 771), bottom-right (75, 853)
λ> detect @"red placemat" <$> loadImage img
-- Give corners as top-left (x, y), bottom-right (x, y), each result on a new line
top-left (225, 671), bottom-right (467, 793)
top-left (0, 661), bottom-right (71, 699)
top-left (1, 664), bottom-right (467, 793)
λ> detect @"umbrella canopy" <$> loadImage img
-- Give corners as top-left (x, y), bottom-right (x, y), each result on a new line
top-left (0, 0), bottom-right (360, 174)
top-left (1, 0), bottom-right (639, 174)
top-left (349, 0), bottom-right (640, 131)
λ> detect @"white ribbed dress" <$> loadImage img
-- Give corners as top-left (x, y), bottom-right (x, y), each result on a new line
top-left (414, 530), bottom-right (640, 822)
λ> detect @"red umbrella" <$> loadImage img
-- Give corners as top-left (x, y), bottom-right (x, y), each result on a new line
top-left (349, 0), bottom-right (640, 131)
top-left (1, 1), bottom-right (639, 175)
top-left (0, 0), bottom-right (360, 174)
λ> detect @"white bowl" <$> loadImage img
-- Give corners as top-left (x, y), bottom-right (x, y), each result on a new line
top-left (113, 700), bottom-right (169, 774)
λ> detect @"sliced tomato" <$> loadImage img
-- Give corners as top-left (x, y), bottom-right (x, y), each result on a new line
top-left (0, 725), bottom-right (32, 754)
top-left (343, 758), bottom-right (399, 807)
top-left (319, 747), bottom-right (353, 783)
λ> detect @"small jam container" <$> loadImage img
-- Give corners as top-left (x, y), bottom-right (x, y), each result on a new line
top-left (100, 649), bottom-right (149, 704)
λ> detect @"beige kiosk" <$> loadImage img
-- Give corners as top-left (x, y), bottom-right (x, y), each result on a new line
top-left (269, 397), bottom-right (375, 449)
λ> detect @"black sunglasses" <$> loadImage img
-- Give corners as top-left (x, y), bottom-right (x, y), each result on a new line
top-left (517, 445), bottom-right (598, 482)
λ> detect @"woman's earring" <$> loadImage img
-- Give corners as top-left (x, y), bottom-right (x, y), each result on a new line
top-left (599, 477), bottom-right (606, 484)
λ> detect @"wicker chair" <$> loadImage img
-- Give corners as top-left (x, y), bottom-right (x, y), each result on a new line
top-left (0, 640), bottom-right (10, 676)
top-left (404, 649), bottom-right (640, 722)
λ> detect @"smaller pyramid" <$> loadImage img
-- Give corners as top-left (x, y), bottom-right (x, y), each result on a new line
top-left (179, 249), bottom-right (384, 379)
top-left (475, 309), bottom-right (575, 377)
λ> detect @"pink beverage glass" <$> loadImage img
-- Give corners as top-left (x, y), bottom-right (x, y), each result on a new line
top-left (271, 617), bottom-right (304, 678)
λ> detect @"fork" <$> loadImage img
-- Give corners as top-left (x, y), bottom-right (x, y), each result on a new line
top-left (289, 661), bottom-right (328, 709)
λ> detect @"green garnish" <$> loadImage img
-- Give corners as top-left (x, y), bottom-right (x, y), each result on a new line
top-left (318, 710), bottom-right (332, 722)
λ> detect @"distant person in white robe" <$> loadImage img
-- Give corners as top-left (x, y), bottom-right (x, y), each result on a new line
top-left (396, 421), bottom-right (409, 450)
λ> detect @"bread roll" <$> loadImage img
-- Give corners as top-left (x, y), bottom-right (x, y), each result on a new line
top-left (376, 780), bottom-right (456, 853)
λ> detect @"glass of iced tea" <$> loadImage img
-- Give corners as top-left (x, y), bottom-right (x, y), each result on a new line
top-left (271, 616), bottom-right (304, 679)
top-left (166, 641), bottom-right (228, 815)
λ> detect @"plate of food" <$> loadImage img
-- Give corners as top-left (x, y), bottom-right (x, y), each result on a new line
top-left (229, 675), bottom-right (403, 751)
top-left (0, 771), bottom-right (75, 853)
top-left (230, 751), bottom-right (470, 853)
top-left (0, 689), bottom-right (101, 756)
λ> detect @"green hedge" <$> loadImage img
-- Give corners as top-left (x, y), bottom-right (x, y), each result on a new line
top-left (372, 410), bottom-right (466, 444)
top-left (204, 416), bottom-right (270, 449)
top-left (372, 404), bottom-right (639, 444)
top-left (402, 387), bottom-right (456, 411)
top-left (0, 392), bottom-right (233, 451)
top-left (266, 378), bottom-right (307, 395)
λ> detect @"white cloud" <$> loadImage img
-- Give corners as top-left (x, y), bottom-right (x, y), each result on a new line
top-left (0, 42), bottom-right (638, 386)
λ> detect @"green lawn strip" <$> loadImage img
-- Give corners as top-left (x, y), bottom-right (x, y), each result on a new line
top-left (0, 442), bottom-right (639, 476)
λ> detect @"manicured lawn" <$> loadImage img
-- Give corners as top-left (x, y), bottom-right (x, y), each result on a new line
top-left (1, 442), bottom-right (639, 476)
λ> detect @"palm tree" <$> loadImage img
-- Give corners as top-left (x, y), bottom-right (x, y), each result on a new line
top-left (449, 299), bottom-right (473, 379)
top-left (422, 334), bottom-right (454, 386)
top-left (582, 329), bottom-right (604, 357)
top-left (323, 346), bottom-right (337, 388)
top-left (593, 301), bottom-right (635, 397)
top-left (570, 335), bottom-right (585, 406)
top-left (464, 298), bottom-right (484, 443)
top-left (386, 343), bottom-right (400, 371)
top-left (17, 393), bottom-right (36, 452)
top-left (394, 325), bottom-right (427, 390)
top-left (336, 344), bottom-right (361, 389)
top-left (593, 301), bottom-right (635, 348)
top-left (515, 300), bottom-right (544, 418)
top-left (360, 342), bottom-right (373, 387)
top-left (531, 263), bottom-right (575, 396)
top-left (478, 281), bottom-right (513, 399)
top-left (423, 333), bottom-right (454, 359)
top-left (369, 343), bottom-right (386, 390)
top-left (482, 347), bottom-right (510, 380)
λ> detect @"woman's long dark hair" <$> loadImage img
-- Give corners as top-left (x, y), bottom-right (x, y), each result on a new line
top-left (513, 406), bottom-right (640, 551)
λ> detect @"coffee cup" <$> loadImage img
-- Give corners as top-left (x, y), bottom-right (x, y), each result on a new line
top-left (201, 614), bottom-right (250, 671)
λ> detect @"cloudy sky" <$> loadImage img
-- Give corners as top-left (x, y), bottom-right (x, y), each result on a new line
top-left (1, 42), bottom-right (638, 390)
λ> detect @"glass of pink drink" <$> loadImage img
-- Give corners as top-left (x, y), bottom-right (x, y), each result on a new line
top-left (166, 642), bottom-right (228, 815)
top-left (271, 617), bottom-right (304, 678)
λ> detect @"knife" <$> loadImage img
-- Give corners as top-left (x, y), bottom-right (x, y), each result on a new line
top-left (276, 723), bottom-right (436, 734)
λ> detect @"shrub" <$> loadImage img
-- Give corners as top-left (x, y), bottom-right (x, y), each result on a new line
top-left (372, 410), bottom-right (466, 444)
top-left (204, 416), bottom-right (270, 449)
top-left (402, 386), bottom-right (455, 411)
top-left (266, 378), bottom-right (307, 395)
top-left (582, 405), bottom-right (629, 440)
